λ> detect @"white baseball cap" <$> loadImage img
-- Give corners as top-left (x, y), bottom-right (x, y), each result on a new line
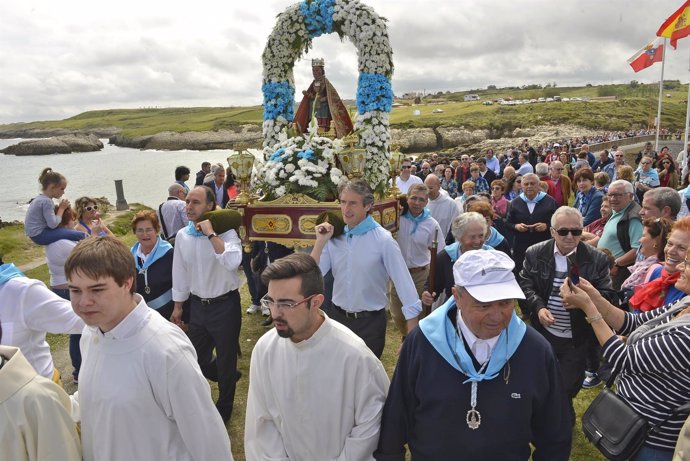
top-left (453, 250), bottom-right (525, 302)
top-left (553, 143), bottom-right (561, 147)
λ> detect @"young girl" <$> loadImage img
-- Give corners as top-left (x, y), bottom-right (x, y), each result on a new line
top-left (24, 168), bottom-right (86, 245)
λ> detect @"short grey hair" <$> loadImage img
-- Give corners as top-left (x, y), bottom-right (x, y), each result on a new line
top-left (644, 187), bottom-right (681, 218)
top-left (521, 172), bottom-right (539, 183)
top-left (551, 206), bottom-right (583, 228)
top-left (535, 162), bottom-right (549, 176)
top-left (338, 179), bottom-right (375, 208)
top-left (609, 179), bottom-right (634, 194)
top-left (168, 183), bottom-right (185, 196)
top-left (451, 212), bottom-right (488, 242)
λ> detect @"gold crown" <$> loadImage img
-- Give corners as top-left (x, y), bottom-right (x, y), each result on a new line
top-left (312, 58), bottom-right (325, 67)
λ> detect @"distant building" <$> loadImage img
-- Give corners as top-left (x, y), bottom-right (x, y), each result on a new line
top-left (464, 94), bottom-right (480, 102)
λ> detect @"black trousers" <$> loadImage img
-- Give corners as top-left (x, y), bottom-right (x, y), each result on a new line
top-left (187, 290), bottom-right (241, 424)
top-left (542, 329), bottom-right (587, 425)
top-left (329, 306), bottom-right (387, 358)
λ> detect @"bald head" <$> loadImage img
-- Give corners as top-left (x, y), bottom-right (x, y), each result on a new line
top-left (424, 173), bottom-right (441, 199)
top-left (168, 183), bottom-right (186, 199)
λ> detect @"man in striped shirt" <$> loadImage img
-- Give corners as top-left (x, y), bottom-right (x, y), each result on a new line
top-left (518, 206), bottom-right (617, 424)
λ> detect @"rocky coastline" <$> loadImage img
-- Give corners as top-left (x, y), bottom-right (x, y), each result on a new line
top-left (0, 124), bottom-right (613, 156)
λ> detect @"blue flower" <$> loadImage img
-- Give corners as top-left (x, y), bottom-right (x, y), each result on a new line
top-left (300, 0), bottom-right (335, 38)
top-left (262, 81), bottom-right (295, 121)
top-left (297, 149), bottom-right (316, 161)
top-left (356, 73), bottom-right (393, 113)
top-left (269, 148), bottom-right (287, 162)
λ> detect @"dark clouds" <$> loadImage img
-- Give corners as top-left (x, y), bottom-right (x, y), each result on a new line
top-left (0, 0), bottom-right (687, 123)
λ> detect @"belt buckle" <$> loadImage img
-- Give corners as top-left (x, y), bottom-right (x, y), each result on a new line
top-left (201, 298), bottom-right (212, 305)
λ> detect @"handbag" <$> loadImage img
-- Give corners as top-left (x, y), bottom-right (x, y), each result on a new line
top-left (581, 387), bottom-right (647, 461)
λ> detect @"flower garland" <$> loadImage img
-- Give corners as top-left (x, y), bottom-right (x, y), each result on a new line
top-left (256, 124), bottom-right (346, 202)
top-left (261, 0), bottom-right (394, 196)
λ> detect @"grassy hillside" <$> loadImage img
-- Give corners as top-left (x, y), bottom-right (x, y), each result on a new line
top-left (1, 81), bottom-right (685, 138)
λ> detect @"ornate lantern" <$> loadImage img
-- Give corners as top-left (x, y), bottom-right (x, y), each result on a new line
top-left (388, 145), bottom-right (404, 197)
top-left (336, 133), bottom-right (367, 179)
top-left (227, 150), bottom-right (256, 204)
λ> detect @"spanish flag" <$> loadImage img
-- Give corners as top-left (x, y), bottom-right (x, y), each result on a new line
top-left (657, 0), bottom-right (690, 49)
top-left (628, 38), bottom-right (664, 73)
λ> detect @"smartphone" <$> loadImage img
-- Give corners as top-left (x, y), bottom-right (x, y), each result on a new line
top-left (567, 253), bottom-right (580, 287)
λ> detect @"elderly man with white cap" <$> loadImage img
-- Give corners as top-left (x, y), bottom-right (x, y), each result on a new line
top-left (375, 249), bottom-right (572, 461)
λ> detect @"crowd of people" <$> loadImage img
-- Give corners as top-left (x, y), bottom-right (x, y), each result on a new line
top-left (3, 135), bottom-right (690, 460)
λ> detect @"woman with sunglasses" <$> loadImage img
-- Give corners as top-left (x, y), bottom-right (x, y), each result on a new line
top-left (627, 217), bottom-right (690, 313)
top-left (657, 157), bottom-right (678, 189)
top-left (74, 197), bottom-right (114, 237)
top-left (634, 156), bottom-right (661, 203)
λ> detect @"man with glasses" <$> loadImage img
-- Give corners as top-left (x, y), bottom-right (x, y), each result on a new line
top-left (390, 184), bottom-right (443, 337)
top-left (393, 158), bottom-right (422, 194)
top-left (597, 180), bottom-right (643, 290)
top-left (519, 207), bottom-right (616, 424)
top-left (244, 253), bottom-right (389, 460)
top-left (172, 185), bottom-right (243, 424)
top-left (312, 179), bottom-right (421, 357)
top-left (603, 150), bottom-right (626, 182)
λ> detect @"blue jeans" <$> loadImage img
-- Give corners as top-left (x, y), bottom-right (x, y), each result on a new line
top-left (632, 445), bottom-right (673, 461)
top-left (30, 228), bottom-right (86, 245)
top-left (52, 287), bottom-right (81, 378)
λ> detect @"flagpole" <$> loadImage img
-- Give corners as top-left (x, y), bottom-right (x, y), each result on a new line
top-left (680, 41), bottom-right (690, 182)
top-left (655, 38), bottom-right (667, 152)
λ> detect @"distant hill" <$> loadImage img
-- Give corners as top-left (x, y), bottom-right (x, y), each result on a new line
top-left (0, 81), bottom-right (685, 140)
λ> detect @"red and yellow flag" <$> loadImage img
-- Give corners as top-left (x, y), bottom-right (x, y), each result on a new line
top-left (657, 0), bottom-right (690, 48)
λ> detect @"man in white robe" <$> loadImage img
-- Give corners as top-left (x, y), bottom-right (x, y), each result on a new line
top-left (245, 253), bottom-right (389, 460)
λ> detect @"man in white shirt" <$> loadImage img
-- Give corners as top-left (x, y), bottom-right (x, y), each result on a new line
top-left (425, 174), bottom-right (459, 239)
top-left (65, 236), bottom-right (232, 461)
top-left (172, 185), bottom-right (243, 423)
top-left (393, 158), bottom-right (423, 194)
top-left (158, 183), bottom-right (189, 242)
top-left (312, 179), bottom-right (422, 358)
top-left (390, 184), bottom-right (443, 336)
top-left (244, 254), bottom-right (389, 460)
top-left (516, 153), bottom-right (534, 176)
top-left (484, 148), bottom-right (500, 175)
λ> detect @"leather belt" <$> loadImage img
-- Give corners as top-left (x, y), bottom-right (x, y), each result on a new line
top-left (332, 304), bottom-right (383, 319)
top-left (191, 292), bottom-right (232, 305)
top-left (408, 265), bottom-right (429, 273)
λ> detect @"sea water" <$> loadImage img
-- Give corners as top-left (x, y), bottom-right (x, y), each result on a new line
top-left (0, 138), bottom-right (263, 222)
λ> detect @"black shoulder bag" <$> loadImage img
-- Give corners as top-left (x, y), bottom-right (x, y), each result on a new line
top-left (582, 373), bottom-right (690, 461)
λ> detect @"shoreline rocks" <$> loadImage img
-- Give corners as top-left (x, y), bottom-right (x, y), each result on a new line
top-left (109, 126), bottom-right (263, 150)
top-left (1, 134), bottom-right (104, 156)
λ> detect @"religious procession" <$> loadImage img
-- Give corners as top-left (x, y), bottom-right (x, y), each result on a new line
top-left (4, 0), bottom-right (690, 461)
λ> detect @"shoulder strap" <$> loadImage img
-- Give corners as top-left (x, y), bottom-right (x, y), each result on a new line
top-left (158, 203), bottom-right (170, 239)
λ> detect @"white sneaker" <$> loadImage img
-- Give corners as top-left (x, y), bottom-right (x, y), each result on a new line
top-left (246, 304), bottom-right (261, 314)
top-left (262, 306), bottom-right (270, 316)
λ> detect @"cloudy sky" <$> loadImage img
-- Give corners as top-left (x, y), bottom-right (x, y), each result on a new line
top-left (1, 0), bottom-right (688, 124)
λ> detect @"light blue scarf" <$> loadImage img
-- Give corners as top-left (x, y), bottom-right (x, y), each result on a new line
top-left (485, 227), bottom-right (505, 248)
top-left (419, 296), bottom-right (526, 383)
top-left (402, 208), bottom-right (431, 234)
top-left (444, 242), bottom-right (492, 263)
top-left (519, 191), bottom-right (547, 205)
top-left (131, 237), bottom-right (173, 272)
top-left (185, 221), bottom-right (206, 237)
top-left (0, 263), bottom-right (24, 286)
top-left (344, 215), bottom-right (380, 238)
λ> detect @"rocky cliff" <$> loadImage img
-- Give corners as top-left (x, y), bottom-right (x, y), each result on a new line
top-left (1, 134), bottom-right (104, 156)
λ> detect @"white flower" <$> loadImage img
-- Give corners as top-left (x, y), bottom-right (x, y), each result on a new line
top-left (285, 163), bottom-right (295, 173)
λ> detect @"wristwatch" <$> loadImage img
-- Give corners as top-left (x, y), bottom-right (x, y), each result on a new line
top-left (207, 233), bottom-right (218, 240)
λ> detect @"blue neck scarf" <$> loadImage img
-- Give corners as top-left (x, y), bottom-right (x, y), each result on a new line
top-left (0, 263), bottom-right (25, 286)
top-left (344, 215), bottom-right (380, 238)
top-left (402, 208), bottom-right (431, 234)
top-left (519, 191), bottom-right (547, 205)
top-left (185, 221), bottom-right (206, 237)
top-left (444, 242), bottom-right (492, 263)
top-left (419, 297), bottom-right (526, 383)
top-left (485, 227), bottom-right (505, 248)
top-left (131, 237), bottom-right (173, 272)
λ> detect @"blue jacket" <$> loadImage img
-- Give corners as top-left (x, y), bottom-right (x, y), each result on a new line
top-left (573, 188), bottom-right (604, 226)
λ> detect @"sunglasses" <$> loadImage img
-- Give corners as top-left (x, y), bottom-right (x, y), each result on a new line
top-left (555, 228), bottom-right (583, 236)
top-left (401, 165), bottom-right (411, 169)
top-left (85, 205), bottom-right (99, 212)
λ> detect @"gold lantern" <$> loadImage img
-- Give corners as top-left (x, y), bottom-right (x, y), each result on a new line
top-left (337, 133), bottom-right (367, 179)
top-left (227, 150), bottom-right (256, 204)
top-left (388, 145), bottom-right (404, 197)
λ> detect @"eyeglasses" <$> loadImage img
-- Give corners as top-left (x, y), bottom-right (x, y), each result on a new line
top-left (401, 165), bottom-right (411, 170)
top-left (555, 228), bottom-right (583, 236)
top-left (641, 162), bottom-right (652, 165)
top-left (516, 180), bottom-right (522, 183)
top-left (260, 294), bottom-right (316, 311)
top-left (607, 192), bottom-right (629, 198)
top-left (135, 228), bottom-right (157, 235)
top-left (85, 205), bottom-right (99, 212)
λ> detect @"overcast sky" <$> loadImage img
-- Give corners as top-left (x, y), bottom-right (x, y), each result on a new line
top-left (1, 0), bottom-right (688, 124)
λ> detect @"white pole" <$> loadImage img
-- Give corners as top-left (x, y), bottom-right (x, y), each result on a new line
top-left (683, 41), bottom-right (690, 183)
top-left (655, 38), bottom-right (667, 152)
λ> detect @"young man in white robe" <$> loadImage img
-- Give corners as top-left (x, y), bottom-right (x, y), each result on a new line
top-left (245, 253), bottom-right (389, 460)
top-left (65, 236), bottom-right (233, 461)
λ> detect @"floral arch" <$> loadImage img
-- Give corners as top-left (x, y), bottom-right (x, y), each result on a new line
top-left (261, 0), bottom-right (394, 192)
